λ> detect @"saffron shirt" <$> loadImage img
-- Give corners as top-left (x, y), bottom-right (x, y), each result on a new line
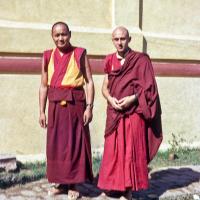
top-left (43, 46), bottom-right (93, 184)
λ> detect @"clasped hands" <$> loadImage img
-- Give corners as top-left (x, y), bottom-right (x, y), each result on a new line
top-left (108, 95), bottom-right (136, 111)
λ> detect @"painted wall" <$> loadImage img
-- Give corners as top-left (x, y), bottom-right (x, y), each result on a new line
top-left (0, 0), bottom-right (200, 155)
top-left (0, 0), bottom-right (199, 57)
top-left (1, 74), bottom-right (200, 155)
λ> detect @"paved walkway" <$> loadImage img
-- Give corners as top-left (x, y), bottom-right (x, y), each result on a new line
top-left (0, 166), bottom-right (200, 200)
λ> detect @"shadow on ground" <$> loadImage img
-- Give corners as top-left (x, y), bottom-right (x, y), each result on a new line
top-left (133, 167), bottom-right (200, 199)
top-left (77, 167), bottom-right (200, 200)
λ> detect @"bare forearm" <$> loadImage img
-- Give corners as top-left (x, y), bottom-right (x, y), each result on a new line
top-left (39, 85), bottom-right (48, 114)
top-left (85, 80), bottom-right (94, 105)
top-left (102, 84), bottom-right (112, 102)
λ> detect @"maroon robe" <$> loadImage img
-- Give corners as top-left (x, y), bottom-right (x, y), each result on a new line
top-left (105, 50), bottom-right (162, 163)
top-left (43, 47), bottom-right (93, 184)
top-left (98, 50), bottom-right (162, 191)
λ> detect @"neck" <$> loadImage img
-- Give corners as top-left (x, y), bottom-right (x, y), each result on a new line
top-left (57, 44), bottom-right (72, 55)
top-left (117, 48), bottom-right (130, 58)
top-left (57, 49), bottom-right (64, 56)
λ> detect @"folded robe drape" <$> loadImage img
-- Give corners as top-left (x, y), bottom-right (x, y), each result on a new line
top-left (105, 51), bottom-right (162, 163)
top-left (47, 87), bottom-right (93, 184)
top-left (98, 50), bottom-right (162, 191)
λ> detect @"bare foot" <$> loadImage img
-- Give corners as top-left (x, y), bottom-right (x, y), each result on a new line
top-left (68, 184), bottom-right (80, 200)
top-left (68, 189), bottom-right (80, 200)
top-left (100, 192), bottom-right (106, 196)
top-left (48, 184), bottom-right (67, 196)
top-left (120, 190), bottom-right (132, 200)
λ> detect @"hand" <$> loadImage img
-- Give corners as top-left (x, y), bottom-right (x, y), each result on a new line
top-left (118, 95), bottom-right (136, 110)
top-left (39, 112), bottom-right (47, 128)
top-left (83, 107), bottom-right (93, 126)
top-left (108, 96), bottom-right (122, 110)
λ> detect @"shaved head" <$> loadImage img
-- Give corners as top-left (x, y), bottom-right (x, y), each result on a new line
top-left (51, 21), bottom-right (70, 35)
top-left (112, 26), bottom-right (130, 38)
top-left (111, 26), bottom-right (131, 56)
top-left (51, 21), bottom-right (71, 51)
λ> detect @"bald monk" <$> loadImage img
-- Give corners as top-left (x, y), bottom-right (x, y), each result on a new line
top-left (97, 26), bottom-right (162, 200)
top-left (39, 22), bottom-right (94, 199)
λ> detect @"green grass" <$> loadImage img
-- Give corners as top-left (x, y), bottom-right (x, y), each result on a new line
top-left (0, 162), bottom-right (46, 189)
top-left (92, 155), bottom-right (102, 176)
top-left (149, 148), bottom-right (200, 169)
top-left (0, 148), bottom-right (200, 188)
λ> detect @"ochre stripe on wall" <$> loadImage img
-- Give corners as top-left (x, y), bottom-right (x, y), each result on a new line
top-left (0, 56), bottom-right (200, 77)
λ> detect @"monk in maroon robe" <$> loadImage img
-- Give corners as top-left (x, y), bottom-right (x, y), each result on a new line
top-left (97, 26), bottom-right (162, 200)
top-left (39, 22), bottom-right (94, 199)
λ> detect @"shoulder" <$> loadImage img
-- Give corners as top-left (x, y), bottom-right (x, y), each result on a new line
top-left (73, 47), bottom-right (87, 62)
top-left (134, 51), bottom-right (151, 62)
top-left (133, 52), bottom-right (154, 74)
top-left (105, 52), bottom-right (116, 61)
top-left (43, 49), bottom-right (53, 57)
top-left (43, 49), bottom-right (53, 61)
top-left (104, 52), bottom-right (116, 73)
top-left (43, 49), bottom-right (54, 66)
top-left (72, 47), bottom-right (87, 66)
top-left (128, 51), bottom-right (152, 67)
top-left (104, 52), bottom-right (116, 66)
top-left (73, 46), bottom-right (86, 55)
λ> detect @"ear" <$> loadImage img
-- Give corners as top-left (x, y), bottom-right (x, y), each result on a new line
top-left (129, 36), bottom-right (132, 43)
top-left (69, 31), bottom-right (71, 37)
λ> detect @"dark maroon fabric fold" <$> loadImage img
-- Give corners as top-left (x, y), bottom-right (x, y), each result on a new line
top-left (47, 87), bottom-right (85, 102)
top-left (46, 87), bottom-right (93, 183)
top-left (105, 50), bottom-right (162, 162)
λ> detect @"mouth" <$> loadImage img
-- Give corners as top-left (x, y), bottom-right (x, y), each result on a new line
top-left (57, 43), bottom-right (65, 46)
top-left (58, 41), bottom-right (64, 44)
top-left (118, 46), bottom-right (123, 49)
top-left (118, 47), bottom-right (124, 51)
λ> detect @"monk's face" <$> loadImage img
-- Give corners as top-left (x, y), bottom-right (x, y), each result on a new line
top-left (112, 28), bottom-right (131, 55)
top-left (52, 24), bottom-right (71, 50)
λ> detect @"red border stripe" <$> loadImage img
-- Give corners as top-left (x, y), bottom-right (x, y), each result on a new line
top-left (0, 56), bottom-right (200, 77)
top-left (153, 62), bottom-right (200, 77)
top-left (0, 57), bottom-right (42, 74)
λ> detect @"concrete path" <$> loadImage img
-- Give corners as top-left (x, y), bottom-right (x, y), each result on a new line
top-left (0, 165), bottom-right (200, 200)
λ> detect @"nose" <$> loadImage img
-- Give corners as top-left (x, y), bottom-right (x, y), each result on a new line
top-left (117, 39), bottom-right (122, 45)
top-left (58, 35), bottom-right (63, 40)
